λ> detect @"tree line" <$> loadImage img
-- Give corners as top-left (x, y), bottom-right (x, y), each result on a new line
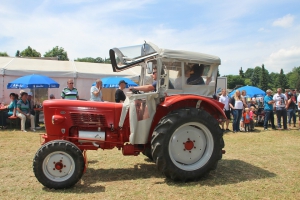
top-left (225, 64), bottom-right (300, 91)
top-left (0, 46), bottom-right (110, 63)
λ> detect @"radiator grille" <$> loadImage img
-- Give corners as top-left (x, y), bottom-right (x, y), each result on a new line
top-left (70, 113), bottom-right (107, 127)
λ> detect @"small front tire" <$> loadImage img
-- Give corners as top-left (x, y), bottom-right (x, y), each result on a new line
top-left (33, 140), bottom-right (84, 189)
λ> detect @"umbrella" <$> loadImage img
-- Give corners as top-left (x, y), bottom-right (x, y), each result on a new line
top-left (92, 77), bottom-right (138, 88)
top-left (229, 85), bottom-right (266, 98)
top-left (7, 74), bottom-right (60, 89)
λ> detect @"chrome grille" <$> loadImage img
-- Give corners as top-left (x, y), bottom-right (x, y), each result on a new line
top-left (70, 113), bottom-right (107, 127)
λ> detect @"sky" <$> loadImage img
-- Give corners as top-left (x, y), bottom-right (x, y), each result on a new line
top-left (0, 0), bottom-right (300, 76)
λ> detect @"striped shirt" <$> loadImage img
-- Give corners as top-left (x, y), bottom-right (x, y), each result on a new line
top-left (17, 99), bottom-right (30, 114)
top-left (61, 87), bottom-right (78, 100)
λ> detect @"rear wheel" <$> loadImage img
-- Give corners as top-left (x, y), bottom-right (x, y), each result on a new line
top-left (33, 140), bottom-right (84, 189)
top-left (151, 108), bottom-right (224, 181)
top-left (142, 147), bottom-right (153, 161)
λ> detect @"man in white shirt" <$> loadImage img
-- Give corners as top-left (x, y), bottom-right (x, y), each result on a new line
top-left (273, 88), bottom-right (288, 129)
top-left (219, 89), bottom-right (230, 132)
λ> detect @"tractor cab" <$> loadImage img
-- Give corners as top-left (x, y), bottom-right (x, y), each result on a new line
top-left (110, 42), bottom-right (221, 98)
top-left (110, 42), bottom-right (222, 145)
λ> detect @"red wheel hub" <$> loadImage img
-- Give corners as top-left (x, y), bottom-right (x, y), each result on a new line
top-left (184, 140), bottom-right (194, 150)
top-left (55, 162), bottom-right (63, 170)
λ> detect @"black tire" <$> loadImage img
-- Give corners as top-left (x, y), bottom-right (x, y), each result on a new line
top-left (33, 140), bottom-right (85, 189)
top-left (142, 147), bottom-right (153, 161)
top-left (151, 108), bottom-right (224, 181)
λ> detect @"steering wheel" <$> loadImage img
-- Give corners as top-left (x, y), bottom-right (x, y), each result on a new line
top-left (130, 88), bottom-right (141, 94)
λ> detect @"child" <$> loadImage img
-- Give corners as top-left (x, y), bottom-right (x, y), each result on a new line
top-left (243, 108), bottom-right (251, 132)
top-left (250, 106), bottom-right (256, 131)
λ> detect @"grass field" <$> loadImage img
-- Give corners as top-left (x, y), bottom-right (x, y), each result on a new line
top-left (0, 126), bottom-right (300, 200)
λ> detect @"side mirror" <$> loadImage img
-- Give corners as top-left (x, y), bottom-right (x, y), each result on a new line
top-left (147, 62), bottom-right (153, 74)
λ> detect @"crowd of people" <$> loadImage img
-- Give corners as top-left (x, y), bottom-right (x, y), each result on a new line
top-left (218, 88), bottom-right (300, 133)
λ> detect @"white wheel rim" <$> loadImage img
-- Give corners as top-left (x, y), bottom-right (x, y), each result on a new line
top-left (168, 122), bottom-right (214, 171)
top-left (42, 151), bottom-right (75, 182)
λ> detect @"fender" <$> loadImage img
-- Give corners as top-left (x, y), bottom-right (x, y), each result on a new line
top-left (161, 94), bottom-right (226, 119)
top-left (146, 94), bottom-right (227, 144)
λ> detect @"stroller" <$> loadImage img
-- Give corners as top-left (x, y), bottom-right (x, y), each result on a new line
top-left (255, 107), bottom-right (265, 126)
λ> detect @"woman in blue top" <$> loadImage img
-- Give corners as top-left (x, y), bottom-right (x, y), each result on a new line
top-left (0, 93), bottom-right (18, 128)
top-left (7, 93), bottom-right (18, 117)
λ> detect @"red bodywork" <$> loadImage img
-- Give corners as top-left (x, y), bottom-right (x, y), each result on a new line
top-left (42, 95), bottom-right (225, 155)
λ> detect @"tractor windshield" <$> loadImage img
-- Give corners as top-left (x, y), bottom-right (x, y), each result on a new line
top-left (110, 43), bottom-right (158, 72)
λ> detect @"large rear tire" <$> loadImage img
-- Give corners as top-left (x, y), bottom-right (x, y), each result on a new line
top-left (33, 140), bottom-right (84, 189)
top-left (151, 108), bottom-right (224, 181)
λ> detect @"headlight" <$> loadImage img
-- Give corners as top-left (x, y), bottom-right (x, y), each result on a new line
top-left (52, 115), bottom-right (65, 125)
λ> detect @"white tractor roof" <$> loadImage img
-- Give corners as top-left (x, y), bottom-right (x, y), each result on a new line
top-left (148, 42), bottom-right (221, 65)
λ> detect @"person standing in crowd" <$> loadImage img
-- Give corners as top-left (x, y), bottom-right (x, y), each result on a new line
top-left (243, 108), bottom-right (251, 132)
top-left (115, 80), bottom-right (127, 103)
top-left (297, 90), bottom-right (300, 130)
top-left (286, 92), bottom-right (296, 129)
top-left (263, 89), bottom-right (276, 130)
top-left (61, 79), bottom-right (79, 100)
top-left (17, 92), bottom-right (35, 132)
top-left (292, 89), bottom-right (297, 126)
top-left (239, 90), bottom-right (248, 131)
top-left (90, 79), bottom-right (103, 102)
top-left (229, 90), bottom-right (244, 133)
top-left (219, 89), bottom-right (230, 132)
top-left (273, 88), bottom-right (288, 130)
top-left (249, 106), bottom-right (256, 131)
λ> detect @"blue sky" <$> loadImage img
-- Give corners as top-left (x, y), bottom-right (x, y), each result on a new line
top-left (1, 0), bottom-right (300, 76)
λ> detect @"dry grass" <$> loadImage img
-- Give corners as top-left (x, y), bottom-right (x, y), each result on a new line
top-left (0, 126), bottom-right (300, 200)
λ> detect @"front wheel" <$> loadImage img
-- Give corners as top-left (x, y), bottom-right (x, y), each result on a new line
top-left (151, 108), bottom-right (224, 181)
top-left (33, 140), bottom-right (84, 189)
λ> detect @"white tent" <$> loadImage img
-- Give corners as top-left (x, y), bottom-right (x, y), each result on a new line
top-left (0, 57), bottom-right (141, 103)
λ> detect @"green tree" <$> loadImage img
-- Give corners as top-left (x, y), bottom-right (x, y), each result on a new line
top-left (277, 69), bottom-right (289, 90)
top-left (104, 57), bottom-right (111, 63)
top-left (268, 72), bottom-right (279, 91)
top-left (15, 50), bottom-right (20, 57)
top-left (217, 69), bottom-right (220, 77)
top-left (20, 46), bottom-right (41, 57)
top-left (239, 67), bottom-right (244, 78)
top-left (286, 67), bottom-right (300, 89)
top-left (251, 66), bottom-right (261, 87)
top-left (44, 46), bottom-right (69, 60)
top-left (244, 68), bottom-right (254, 78)
top-left (0, 52), bottom-right (9, 57)
top-left (259, 64), bottom-right (268, 91)
top-left (226, 75), bottom-right (245, 89)
top-left (75, 57), bottom-right (107, 63)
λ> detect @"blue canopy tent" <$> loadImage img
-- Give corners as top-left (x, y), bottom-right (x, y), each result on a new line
top-left (92, 77), bottom-right (138, 88)
top-left (229, 85), bottom-right (266, 98)
top-left (7, 74), bottom-right (60, 103)
top-left (7, 74), bottom-right (60, 89)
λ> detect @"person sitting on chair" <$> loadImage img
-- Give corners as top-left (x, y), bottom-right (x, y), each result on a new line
top-left (187, 64), bottom-right (205, 85)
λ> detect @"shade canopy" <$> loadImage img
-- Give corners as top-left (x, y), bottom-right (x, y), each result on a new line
top-left (229, 85), bottom-right (266, 98)
top-left (92, 77), bottom-right (138, 88)
top-left (7, 74), bottom-right (60, 89)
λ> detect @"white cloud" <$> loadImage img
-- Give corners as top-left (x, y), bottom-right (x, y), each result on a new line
top-left (272, 14), bottom-right (294, 28)
top-left (264, 46), bottom-right (300, 72)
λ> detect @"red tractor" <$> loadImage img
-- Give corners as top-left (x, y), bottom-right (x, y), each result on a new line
top-left (33, 42), bottom-right (226, 189)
